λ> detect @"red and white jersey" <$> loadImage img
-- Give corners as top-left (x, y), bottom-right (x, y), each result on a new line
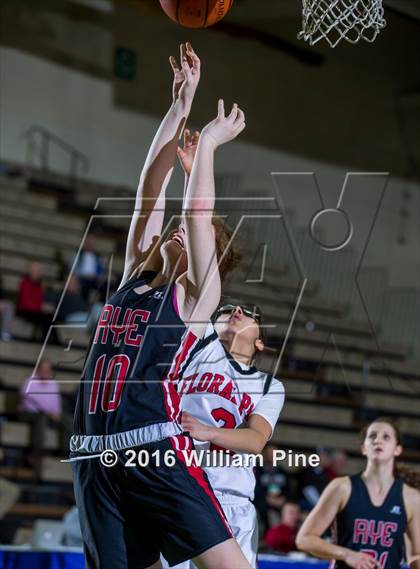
top-left (176, 325), bottom-right (285, 500)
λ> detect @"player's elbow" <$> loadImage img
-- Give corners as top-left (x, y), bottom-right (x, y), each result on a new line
top-left (296, 529), bottom-right (317, 555)
top-left (295, 530), bottom-right (309, 552)
top-left (246, 442), bottom-right (263, 455)
top-left (252, 440), bottom-right (266, 455)
top-left (248, 432), bottom-right (268, 455)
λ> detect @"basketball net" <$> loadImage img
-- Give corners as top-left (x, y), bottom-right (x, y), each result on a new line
top-left (298, 0), bottom-right (386, 48)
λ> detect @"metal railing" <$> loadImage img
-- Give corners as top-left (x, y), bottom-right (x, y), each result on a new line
top-left (24, 125), bottom-right (89, 184)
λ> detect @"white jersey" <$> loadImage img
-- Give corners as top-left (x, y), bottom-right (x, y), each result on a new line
top-left (176, 324), bottom-right (285, 501)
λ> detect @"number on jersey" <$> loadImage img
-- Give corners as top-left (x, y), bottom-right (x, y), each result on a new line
top-left (89, 354), bottom-right (131, 414)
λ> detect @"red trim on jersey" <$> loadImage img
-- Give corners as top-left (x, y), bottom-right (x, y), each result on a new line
top-left (162, 379), bottom-right (180, 422)
top-left (170, 435), bottom-right (233, 536)
top-left (162, 330), bottom-right (198, 422)
top-left (167, 330), bottom-right (199, 382)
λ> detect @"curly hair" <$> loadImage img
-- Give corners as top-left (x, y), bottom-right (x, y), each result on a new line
top-left (212, 217), bottom-right (242, 282)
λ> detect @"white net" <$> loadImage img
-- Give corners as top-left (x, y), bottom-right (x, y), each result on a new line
top-left (298, 0), bottom-right (386, 48)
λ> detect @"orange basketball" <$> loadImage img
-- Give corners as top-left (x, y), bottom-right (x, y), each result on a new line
top-left (159, 0), bottom-right (233, 28)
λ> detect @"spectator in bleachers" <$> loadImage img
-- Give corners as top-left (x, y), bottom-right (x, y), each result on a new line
top-left (254, 444), bottom-right (291, 532)
top-left (297, 447), bottom-right (332, 511)
top-left (264, 501), bottom-right (302, 554)
top-left (19, 358), bottom-right (62, 477)
top-left (55, 275), bottom-right (89, 323)
top-left (325, 449), bottom-right (348, 480)
top-left (71, 235), bottom-right (104, 301)
top-left (0, 275), bottom-right (14, 341)
top-left (16, 262), bottom-right (56, 341)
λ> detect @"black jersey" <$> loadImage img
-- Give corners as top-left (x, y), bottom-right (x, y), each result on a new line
top-left (73, 272), bottom-right (189, 439)
top-left (333, 474), bottom-right (407, 569)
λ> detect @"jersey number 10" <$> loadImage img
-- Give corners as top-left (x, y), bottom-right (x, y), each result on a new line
top-left (88, 354), bottom-right (131, 414)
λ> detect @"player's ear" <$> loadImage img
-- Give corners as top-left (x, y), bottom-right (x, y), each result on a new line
top-left (255, 338), bottom-right (264, 352)
top-left (361, 443), bottom-right (367, 456)
top-left (394, 444), bottom-right (403, 458)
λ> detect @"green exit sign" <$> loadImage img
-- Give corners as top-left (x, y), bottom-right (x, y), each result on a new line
top-left (114, 47), bottom-right (137, 80)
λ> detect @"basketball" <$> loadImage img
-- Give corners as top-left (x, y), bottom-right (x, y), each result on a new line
top-left (159, 0), bottom-right (233, 28)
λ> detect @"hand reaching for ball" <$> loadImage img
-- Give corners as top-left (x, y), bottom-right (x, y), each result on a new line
top-left (201, 99), bottom-right (246, 149)
top-left (169, 42), bottom-right (201, 105)
top-left (177, 128), bottom-right (200, 176)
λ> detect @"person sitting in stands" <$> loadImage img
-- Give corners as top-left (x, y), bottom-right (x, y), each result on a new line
top-left (325, 449), bottom-right (348, 481)
top-left (71, 235), bottom-right (103, 301)
top-left (20, 358), bottom-right (62, 477)
top-left (16, 261), bottom-right (56, 342)
top-left (55, 274), bottom-right (89, 324)
top-left (264, 501), bottom-right (302, 554)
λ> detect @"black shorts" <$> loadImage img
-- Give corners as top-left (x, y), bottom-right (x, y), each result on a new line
top-left (71, 434), bottom-right (232, 569)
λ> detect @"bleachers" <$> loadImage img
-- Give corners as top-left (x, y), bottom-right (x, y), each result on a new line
top-left (0, 169), bottom-right (419, 542)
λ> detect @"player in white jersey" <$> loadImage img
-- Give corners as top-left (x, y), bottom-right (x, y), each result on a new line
top-left (162, 302), bottom-right (285, 569)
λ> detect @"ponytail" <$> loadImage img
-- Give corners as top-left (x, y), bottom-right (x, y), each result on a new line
top-left (395, 464), bottom-right (420, 490)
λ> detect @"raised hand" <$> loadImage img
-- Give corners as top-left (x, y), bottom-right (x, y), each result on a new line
top-left (177, 128), bottom-right (200, 176)
top-left (201, 99), bottom-right (246, 149)
top-left (169, 42), bottom-right (201, 105)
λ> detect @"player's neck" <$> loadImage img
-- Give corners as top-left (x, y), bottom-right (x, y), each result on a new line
top-left (362, 462), bottom-right (395, 489)
top-left (220, 334), bottom-right (255, 367)
top-left (160, 255), bottom-right (184, 284)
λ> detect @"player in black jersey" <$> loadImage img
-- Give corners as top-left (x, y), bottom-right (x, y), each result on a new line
top-left (296, 418), bottom-right (420, 569)
top-left (71, 42), bottom-right (251, 569)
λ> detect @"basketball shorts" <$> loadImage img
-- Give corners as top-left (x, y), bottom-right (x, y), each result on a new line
top-left (161, 495), bottom-right (258, 568)
top-left (71, 435), bottom-right (232, 569)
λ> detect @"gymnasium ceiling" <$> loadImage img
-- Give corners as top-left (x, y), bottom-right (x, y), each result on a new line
top-left (1, 0), bottom-right (420, 179)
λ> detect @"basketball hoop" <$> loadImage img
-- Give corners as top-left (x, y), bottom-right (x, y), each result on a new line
top-left (298, 0), bottom-right (386, 48)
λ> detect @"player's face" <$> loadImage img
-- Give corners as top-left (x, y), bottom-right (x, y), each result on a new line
top-left (362, 422), bottom-right (402, 463)
top-left (214, 305), bottom-right (264, 352)
top-left (160, 224), bottom-right (187, 274)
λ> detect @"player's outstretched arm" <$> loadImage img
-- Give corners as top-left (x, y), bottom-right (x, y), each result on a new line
top-left (296, 479), bottom-right (380, 569)
top-left (121, 42), bottom-right (200, 286)
top-left (177, 127), bottom-right (200, 199)
top-left (177, 99), bottom-right (246, 335)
